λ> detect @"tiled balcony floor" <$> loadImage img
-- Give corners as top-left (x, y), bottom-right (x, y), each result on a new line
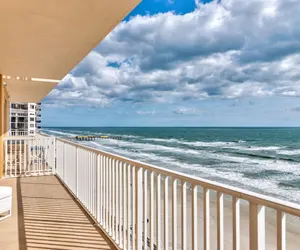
top-left (0, 175), bottom-right (116, 250)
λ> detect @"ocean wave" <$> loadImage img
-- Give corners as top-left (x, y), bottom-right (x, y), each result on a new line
top-left (86, 138), bottom-right (300, 174)
top-left (143, 138), bottom-right (180, 143)
top-left (230, 151), bottom-right (299, 163)
top-left (278, 180), bottom-right (300, 189)
top-left (42, 129), bottom-right (76, 137)
top-left (79, 139), bottom-right (300, 202)
top-left (277, 149), bottom-right (300, 156)
top-left (143, 137), bottom-right (239, 147)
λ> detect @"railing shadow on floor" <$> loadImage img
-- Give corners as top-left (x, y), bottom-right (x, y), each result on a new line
top-left (17, 176), bottom-right (116, 250)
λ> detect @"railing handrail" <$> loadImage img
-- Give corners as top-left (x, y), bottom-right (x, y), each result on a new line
top-left (56, 136), bottom-right (300, 217)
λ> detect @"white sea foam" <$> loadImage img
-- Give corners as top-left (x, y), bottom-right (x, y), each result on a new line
top-left (47, 128), bottom-right (300, 202)
top-left (42, 129), bottom-right (76, 137)
top-left (144, 137), bottom-right (238, 147)
top-left (91, 138), bottom-right (295, 167)
top-left (86, 140), bottom-right (300, 202)
top-left (276, 149), bottom-right (300, 156)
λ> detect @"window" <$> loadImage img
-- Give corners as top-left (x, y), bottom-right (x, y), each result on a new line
top-left (30, 117), bottom-right (34, 122)
top-left (30, 124), bottom-right (34, 128)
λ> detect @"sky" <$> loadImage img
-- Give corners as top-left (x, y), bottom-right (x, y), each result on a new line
top-left (42, 0), bottom-right (300, 127)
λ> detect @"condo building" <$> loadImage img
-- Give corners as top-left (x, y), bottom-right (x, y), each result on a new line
top-left (1, 1), bottom-right (298, 250)
top-left (9, 102), bottom-right (41, 136)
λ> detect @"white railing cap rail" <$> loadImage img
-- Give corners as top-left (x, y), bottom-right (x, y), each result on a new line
top-left (56, 137), bottom-right (300, 217)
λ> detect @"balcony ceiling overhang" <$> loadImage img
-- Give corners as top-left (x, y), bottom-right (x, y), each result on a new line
top-left (0, 0), bottom-right (140, 102)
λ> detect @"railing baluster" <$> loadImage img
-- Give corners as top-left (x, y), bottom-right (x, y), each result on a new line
top-left (106, 156), bottom-right (109, 229)
top-left (132, 166), bottom-right (136, 250)
top-left (173, 179), bottom-right (177, 250)
top-left (4, 140), bottom-right (7, 177)
top-left (14, 139), bottom-right (17, 176)
top-left (136, 167), bottom-right (143, 250)
top-left (232, 197), bottom-right (240, 250)
top-left (100, 154), bottom-right (103, 225)
top-left (89, 151), bottom-right (91, 212)
top-left (116, 160), bottom-right (119, 244)
top-left (150, 172), bottom-right (155, 250)
top-left (165, 176), bottom-right (169, 250)
top-left (127, 165), bottom-right (131, 250)
top-left (277, 210), bottom-right (286, 250)
top-left (109, 157), bottom-right (112, 235)
top-left (112, 159), bottom-right (116, 240)
top-left (157, 174), bottom-right (161, 250)
top-left (144, 170), bottom-right (148, 250)
top-left (217, 192), bottom-right (224, 250)
top-left (10, 140), bottom-right (13, 177)
top-left (24, 140), bottom-right (26, 176)
top-left (203, 188), bottom-right (210, 250)
top-left (97, 154), bottom-right (101, 223)
top-left (249, 203), bottom-right (265, 250)
top-left (119, 161), bottom-right (123, 247)
top-left (192, 185), bottom-right (198, 250)
top-left (102, 156), bottom-right (106, 227)
top-left (182, 181), bottom-right (187, 250)
top-left (123, 162), bottom-right (127, 250)
top-left (76, 147), bottom-right (79, 197)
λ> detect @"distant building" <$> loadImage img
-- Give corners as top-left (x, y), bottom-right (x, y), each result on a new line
top-left (9, 102), bottom-right (41, 136)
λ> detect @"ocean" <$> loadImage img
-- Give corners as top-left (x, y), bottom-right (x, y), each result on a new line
top-left (43, 127), bottom-right (300, 203)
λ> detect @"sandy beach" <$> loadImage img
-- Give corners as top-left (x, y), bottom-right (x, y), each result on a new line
top-left (146, 180), bottom-right (300, 250)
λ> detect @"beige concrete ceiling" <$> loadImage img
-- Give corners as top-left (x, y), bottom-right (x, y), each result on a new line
top-left (4, 78), bottom-right (58, 103)
top-left (0, 0), bottom-right (140, 102)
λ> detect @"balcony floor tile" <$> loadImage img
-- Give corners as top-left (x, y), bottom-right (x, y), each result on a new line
top-left (0, 175), bottom-right (116, 250)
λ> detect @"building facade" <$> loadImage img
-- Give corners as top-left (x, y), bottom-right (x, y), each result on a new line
top-left (9, 102), bottom-right (41, 136)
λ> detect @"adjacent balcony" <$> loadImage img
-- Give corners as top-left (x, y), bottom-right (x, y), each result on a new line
top-left (1, 134), bottom-right (300, 250)
top-left (9, 130), bottom-right (29, 136)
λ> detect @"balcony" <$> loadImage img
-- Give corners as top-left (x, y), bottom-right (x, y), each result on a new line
top-left (9, 130), bottom-right (29, 136)
top-left (1, 134), bottom-right (300, 250)
top-left (0, 176), bottom-right (117, 250)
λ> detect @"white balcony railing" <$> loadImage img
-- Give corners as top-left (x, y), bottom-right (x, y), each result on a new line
top-left (9, 130), bottom-right (29, 136)
top-left (3, 135), bottom-right (300, 249)
top-left (3, 134), bottom-right (55, 177)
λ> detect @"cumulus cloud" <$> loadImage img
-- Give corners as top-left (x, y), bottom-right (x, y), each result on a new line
top-left (136, 110), bottom-right (157, 115)
top-left (290, 107), bottom-right (300, 112)
top-left (173, 107), bottom-right (203, 115)
top-left (44, 0), bottom-right (300, 107)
